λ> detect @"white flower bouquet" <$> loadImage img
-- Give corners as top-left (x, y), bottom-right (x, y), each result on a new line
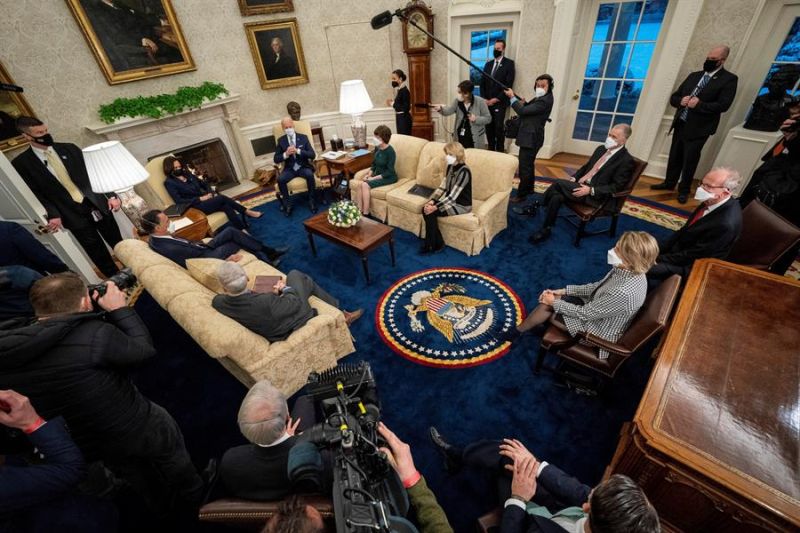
top-left (327, 200), bottom-right (362, 228)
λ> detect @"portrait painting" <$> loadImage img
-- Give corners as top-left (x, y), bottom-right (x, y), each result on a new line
top-left (237, 0), bottom-right (294, 17)
top-left (0, 62), bottom-right (36, 152)
top-left (66, 0), bottom-right (196, 85)
top-left (245, 19), bottom-right (309, 90)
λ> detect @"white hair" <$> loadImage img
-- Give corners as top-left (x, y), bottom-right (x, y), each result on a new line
top-left (218, 261), bottom-right (248, 295)
top-left (612, 123), bottom-right (632, 139)
top-left (714, 166), bottom-right (741, 194)
top-left (237, 380), bottom-right (288, 445)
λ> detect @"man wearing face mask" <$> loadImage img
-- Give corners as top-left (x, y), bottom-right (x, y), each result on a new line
top-left (647, 167), bottom-right (742, 287)
top-left (652, 45), bottom-right (738, 203)
top-left (12, 116), bottom-right (123, 278)
top-left (480, 39), bottom-right (516, 152)
top-left (274, 117), bottom-right (317, 216)
top-left (529, 124), bottom-right (634, 244)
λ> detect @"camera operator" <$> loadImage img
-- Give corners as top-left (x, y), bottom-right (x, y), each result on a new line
top-left (0, 272), bottom-right (204, 513)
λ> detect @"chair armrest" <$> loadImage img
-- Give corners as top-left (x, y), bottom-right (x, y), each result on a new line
top-left (611, 188), bottom-right (633, 198)
top-left (577, 332), bottom-right (632, 356)
top-left (475, 191), bottom-right (510, 220)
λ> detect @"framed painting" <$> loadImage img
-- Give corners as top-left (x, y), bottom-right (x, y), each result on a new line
top-left (245, 18), bottom-right (309, 90)
top-left (238, 0), bottom-right (294, 16)
top-left (65, 0), bottom-right (196, 85)
top-left (0, 62), bottom-right (36, 152)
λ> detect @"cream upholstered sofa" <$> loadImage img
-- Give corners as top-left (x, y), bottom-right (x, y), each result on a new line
top-left (381, 135), bottom-right (517, 255)
top-left (135, 155), bottom-right (229, 235)
top-left (367, 134), bottom-right (429, 222)
top-left (114, 239), bottom-right (355, 396)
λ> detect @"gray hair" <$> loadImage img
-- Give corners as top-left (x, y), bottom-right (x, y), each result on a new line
top-left (218, 261), bottom-right (248, 295)
top-left (238, 380), bottom-right (288, 445)
top-left (715, 166), bottom-right (741, 193)
top-left (612, 123), bottom-right (632, 139)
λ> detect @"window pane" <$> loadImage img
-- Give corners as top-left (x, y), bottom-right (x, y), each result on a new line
top-left (593, 4), bottom-right (619, 42)
top-left (618, 81), bottom-right (643, 113)
top-left (573, 112), bottom-right (593, 140)
top-left (590, 114), bottom-right (613, 142)
top-left (579, 80), bottom-right (601, 111)
top-left (758, 63), bottom-right (800, 98)
top-left (637, 0), bottom-right (668, 40)
top-left (628, 43), bottom-right (655, 79)
top-left (471, 31), bottom-right (488, 53)
top-left (488, 29), bottom-right (508, 47)
top-left (597, 80), bottom-right (621, 112)
top-left (586, 44), bottom-right (609, 77)
top-left (614, 2), bottom-right (643, 41)
top-left (605, 43), bottom-right (632, 78)
top-left (776, 17), bottom-right (800, 61)
top-left (614, 114), bottom-right (635, 127)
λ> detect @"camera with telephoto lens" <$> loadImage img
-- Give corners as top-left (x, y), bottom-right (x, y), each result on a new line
top-left (87, 268), bottom-right (137, 299)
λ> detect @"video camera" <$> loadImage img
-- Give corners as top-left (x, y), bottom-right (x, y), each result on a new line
top-left (299, 362), bottom-right (411, 533)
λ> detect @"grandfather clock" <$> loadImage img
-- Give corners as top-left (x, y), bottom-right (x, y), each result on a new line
top-left (401, 1), bottom-right (434, 141)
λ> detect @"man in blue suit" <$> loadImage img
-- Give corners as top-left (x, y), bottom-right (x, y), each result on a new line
top-left (273, 117), bottom-right (317, 216)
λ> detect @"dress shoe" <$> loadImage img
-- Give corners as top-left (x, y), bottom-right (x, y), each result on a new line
top-left (677, 193), bottom-right (688, 204)
top-left (419, 245), bottom-right (432, 255)
top-left (650, 183), bottom-right (674, 191)
top-left (512, 204), bottom-right (538, 217)
top-left (284, 205), bottom-right (293, 217)
top-left (344, 308), bottom-right (363, 326)
top-left (498, 327), bottom-right (521, 344)
top-left (431, 243), bottom-right (446, 254)
top-left (267, 246), bottom-right (289, 261)
top-left (429, 427), bottom-right (462, 473)
top-left (510, 195), bottom-right (526, 204)
top-left (528, 227), bottom-right (551, 244)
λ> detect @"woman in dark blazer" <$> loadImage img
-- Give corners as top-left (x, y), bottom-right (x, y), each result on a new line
top-left (387, 69), bottom-right (413, 135)
top-left (163, 156), bottom-right (261, 230)
top-left (505, 74), bottom-right (554, 207)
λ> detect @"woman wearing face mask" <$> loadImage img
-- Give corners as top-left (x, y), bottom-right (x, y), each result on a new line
top-left (433, 80), bottom-right (491, 149)
top-left (501, 231), bottom-right (659, 360)
top-left (420, 142), bottom-right (472, 254)
top-left (386, 70), bottom-right (413, 135)
top-left (350, 125), bottom-right (398, 216)
top-left (163, 156), bottom-right (261, 230)
top-left (504, 74), bottom-right (555, 210)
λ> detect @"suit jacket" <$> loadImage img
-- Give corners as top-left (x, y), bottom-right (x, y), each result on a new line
top-left (212, 290), bottom-right (315, 342)
top-left (148, 235), bottom-right (226, 268)
top-left (440, 96), bottom-right (492, 147)
top-left (392, 85), bottom-right (411, 114)
top-left (572, 145), bottom-right (635, 205)
top-left (511, 93), bottom-right (554, 150)
top-left (219, 438), bottom-right (297, 501)
top-left (164, 171), bottom-right (210, 205)
top-left (265, 52), bottom-right (300, 80)
top-left (658, 198), bottom-right (743, 268)
top-left (480, 57), bottom-right (516, 106)
top-left (669, 68), bottom-right (738, 139)
top-left (12, 143), bottom-right (114, 230)
top-left (501, 463), bottom-right (591, 533)
top-left (0, 221), bottom-right (68, 274)
top-left (273, 133), bottom-right (316, 171)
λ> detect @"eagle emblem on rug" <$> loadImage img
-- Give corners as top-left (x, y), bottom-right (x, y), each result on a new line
top-left (377, 268), bottom-right (524, 368)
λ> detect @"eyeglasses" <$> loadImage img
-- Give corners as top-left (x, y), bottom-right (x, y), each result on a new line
top-left (700, 182), bottom-right (726, 189)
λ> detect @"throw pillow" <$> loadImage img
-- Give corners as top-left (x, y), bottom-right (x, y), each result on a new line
top-left (186, 258), bottom-right (226, 293)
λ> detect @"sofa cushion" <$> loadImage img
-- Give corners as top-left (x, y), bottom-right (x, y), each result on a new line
top-left (389, 134), bottom-right (428, 182)
top-left (186, 258), bottom-right (227, 293)
top-left (438, 202), bottom-right (483, 231)
top-left (415, 142), bottom-right (447, 189)
top-left (370, 179), bottom-right (409, 200)
top-left (387, 187), bottom-right (429, 212)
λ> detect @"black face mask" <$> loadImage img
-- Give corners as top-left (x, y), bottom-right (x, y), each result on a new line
top-left (172, 169), bottom-right (183, 177)
top-left (391, 81), bottom-right (399, 88)
top-left (34, 133), bottom-right (54, 146)
top-left (703, 59), bottom-right (720, 73)
top-left (493, 49), bottom-right (502, 59)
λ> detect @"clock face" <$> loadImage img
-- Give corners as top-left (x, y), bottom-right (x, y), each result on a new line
top-left (406, 12), bottom-right (429, 48)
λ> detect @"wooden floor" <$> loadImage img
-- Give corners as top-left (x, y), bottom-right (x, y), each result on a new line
top-left (535, 152), bottom-right (700, 212)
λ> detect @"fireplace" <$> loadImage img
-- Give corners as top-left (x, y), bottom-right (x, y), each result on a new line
top-left (152, 138), bottom-right (238, 192)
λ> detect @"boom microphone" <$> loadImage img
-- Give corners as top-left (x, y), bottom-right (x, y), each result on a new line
top-left (370, 10), bottom-right (393, 30)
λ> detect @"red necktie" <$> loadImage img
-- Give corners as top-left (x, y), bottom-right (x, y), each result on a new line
top-left (688, 206), bottom-right (707, 226)
top-left (772, 139), bottom-right (785, 157)
top-left (579, 149), bottom-right (612, 184)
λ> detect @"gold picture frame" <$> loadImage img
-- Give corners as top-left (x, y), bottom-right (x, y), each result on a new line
top-left (245, 18), bottom-right (309, 90)
top-left (65, 0), bottom-right (196, 85)
top-left (238, 0), bottom-right (294, 16)
top-left (0, 62), bottom-right (36, 152)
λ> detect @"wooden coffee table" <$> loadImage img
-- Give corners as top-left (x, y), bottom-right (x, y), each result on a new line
top-left (303, 211), bottom-right (395, 283)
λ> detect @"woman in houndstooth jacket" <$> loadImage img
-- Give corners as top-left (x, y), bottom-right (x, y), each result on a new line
top-left (504, 231), bottom-right (660, 359)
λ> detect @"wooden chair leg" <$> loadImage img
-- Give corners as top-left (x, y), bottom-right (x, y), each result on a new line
top-left (609, 214), bottom-right (619, 238)
top-left (573, 220), bottom-right (587, 247)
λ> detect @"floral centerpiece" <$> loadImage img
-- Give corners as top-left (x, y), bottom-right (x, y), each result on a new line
top-left (327, 200), bottom-right (362, 228)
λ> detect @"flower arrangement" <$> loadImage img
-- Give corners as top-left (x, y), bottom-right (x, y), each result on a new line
top-left (327, 200), bottom-right (362, 228)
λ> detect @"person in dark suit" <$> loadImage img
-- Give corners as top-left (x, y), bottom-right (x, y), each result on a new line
top-left (648, 167), bottom-right (743, 287)
top-left (480, 39), bottom-right (516, 152)
top-left (529, 123), bottom-right (635, 243)
top-left (387, 69), bottom-right (413, 135)
top-left (212, 262), bottom-right (362, 342)
top-left (652, 46), bottom-right (738, 203)
top-left (12, 116), bottom-right (123, 277)
top-left (504, 74), bottom-right (554, 211)
top-left (163, 156), bottom-right (262, 230)
top-left (274, 117), bottom-right (317, 216)
top-left (429, 429), bottom-right (660, 533)
top-left (140, 209), bottom-right (287, 269)
top-left (264, 36), bottom-right (300, 80)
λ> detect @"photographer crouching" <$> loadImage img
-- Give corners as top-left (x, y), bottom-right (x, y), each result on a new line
top-left (0, 272), bottom-right (204, 517)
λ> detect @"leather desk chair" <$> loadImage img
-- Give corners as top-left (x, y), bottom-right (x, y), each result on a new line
top-left (726, 199), bottom-right (800, 275)
top-left (199, 495), bottom-right (335, 531)
top-left (534, 274), bottom-right (681, 393)
top-left (562, 157), bottom-right (648, 247)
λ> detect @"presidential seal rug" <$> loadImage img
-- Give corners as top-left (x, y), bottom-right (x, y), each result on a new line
top-left (376, 267), bottom-right (525, 368)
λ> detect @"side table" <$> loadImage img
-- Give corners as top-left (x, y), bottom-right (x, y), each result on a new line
top-left (139, 207), bottom-right (209, 242)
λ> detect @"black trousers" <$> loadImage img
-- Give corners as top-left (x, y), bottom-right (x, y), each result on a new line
top-left (278, 167), bottom-right (316, 205)
top-left (195, 195), bottom-right (247, 230)
top-left (395, 112), bottom-right (413, 136)
top-left (208, 227), bottom-right (276, 263)
top-left (664, 122), bottom-right (710, 194)
top-left (646, 261), bottom-right (689, 290)
top-left (517, 144), bottom-right (542, 199)
top-left (66, 202), bottom-right (123, 277)
top-left (486, 104), bottom-right (507, 152)
top-left (541, 180), bottom-right (598, 228)
top-left (422, 210), bottom-right (445, 250)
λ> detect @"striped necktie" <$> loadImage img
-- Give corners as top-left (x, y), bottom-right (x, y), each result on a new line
top-left (679, 73), bottom-right (711, 121)
top-left (579, 149), bottom-right (613, 184)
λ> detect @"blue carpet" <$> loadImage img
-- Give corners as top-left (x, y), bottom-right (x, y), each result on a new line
top-left (132, 194), bottom-right (672, 532)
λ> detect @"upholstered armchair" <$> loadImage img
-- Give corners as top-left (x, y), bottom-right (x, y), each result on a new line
top-left (270, 120), bottom-right (326, 207)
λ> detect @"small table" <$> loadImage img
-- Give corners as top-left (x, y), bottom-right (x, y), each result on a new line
top-left (303, 211), bottom-right (395, 283)
top-left (322, 150), bottom-right (374, 199)
top-left (173, 208), bottom-right (210, 240)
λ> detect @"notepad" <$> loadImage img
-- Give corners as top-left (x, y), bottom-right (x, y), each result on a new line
top-left (322, 150), bottom-right (347, 160)
top-left (349, 149), bottom-right (370, 158)
top-left (171, 217), bottom-right (194, 231)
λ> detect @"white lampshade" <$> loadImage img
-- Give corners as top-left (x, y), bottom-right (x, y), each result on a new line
top-left (82, 140), bottom-right (148, 193)
top-left (339, 79), bottom-right (373, 115)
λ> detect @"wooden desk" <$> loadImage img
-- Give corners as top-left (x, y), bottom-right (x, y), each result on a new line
top-left (607, 259), bottom-right (800, 532)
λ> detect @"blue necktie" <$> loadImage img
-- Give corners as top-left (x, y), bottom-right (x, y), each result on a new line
top-left (679, 73), bottom-right (711, 121)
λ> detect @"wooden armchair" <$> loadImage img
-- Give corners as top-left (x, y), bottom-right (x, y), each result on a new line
top-left (726, 199), bottom-right (800, 275)
top-left (562, 157), bottom-right (648, 247)
top-left (535, 274), bottom-right (681, 393)
top-left (199, 496), bottom-right (334, 531)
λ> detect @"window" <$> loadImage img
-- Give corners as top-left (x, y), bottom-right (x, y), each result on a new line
top-left (754, 17), bottom-right (800, 100)
top-left (469, 29), bottom-right (508, 95)
top-left (573, 0), bottom-right (668, 142)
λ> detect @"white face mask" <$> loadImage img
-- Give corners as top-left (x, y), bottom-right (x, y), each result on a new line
top-left (694, 186), bottom-right (716, 202)
top-left (167, 221), bottom-right (177, 233)
top-left (373, 136), bottom-right (383, 146)
top-left (604, 136), bottom-right (618, 150)
top-left (284, 128), bottom-right (294, 137)
top-left (445, 154), bottom-right (457, 166)
top-left (456, 93), bottom-right (464, 102)
top-left (607, 248), bottom-right (624, 266)
top-left (534, 87), bottom-right (547, 98)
